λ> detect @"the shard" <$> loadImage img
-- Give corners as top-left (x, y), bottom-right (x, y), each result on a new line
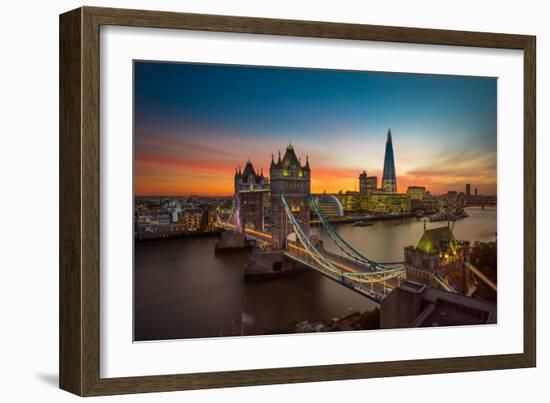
top-left (382, 128), bottom-right (397, 193)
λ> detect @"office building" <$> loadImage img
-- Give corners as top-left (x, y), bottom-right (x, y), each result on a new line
top-left (407, 186), bottom-right (426, 201)
top-left (361, 192), bottom-right (410, 214)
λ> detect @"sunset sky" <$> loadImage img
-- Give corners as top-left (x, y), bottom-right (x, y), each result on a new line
top-left (134, 61), bottom-right (497, 197)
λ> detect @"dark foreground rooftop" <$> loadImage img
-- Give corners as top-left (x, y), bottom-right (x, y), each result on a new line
top-left (380, 280), bottom-right (497, 329)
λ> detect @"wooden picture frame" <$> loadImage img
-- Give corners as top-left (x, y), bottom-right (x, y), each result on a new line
top-left (59, 6), bottom-right (536, 396)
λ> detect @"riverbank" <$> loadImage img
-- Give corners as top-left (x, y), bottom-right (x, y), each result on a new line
top-left (266, 308), bottom-right (381, 335)
top-left (135, 229), bottom-right (221, 242)
top-left (134, 207), bottom-right (496, 341)
top-left (312, 212), bottom-right (417, 225)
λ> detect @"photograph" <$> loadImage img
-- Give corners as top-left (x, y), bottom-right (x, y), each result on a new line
top-left (133, 61), bottom-right (498, 342)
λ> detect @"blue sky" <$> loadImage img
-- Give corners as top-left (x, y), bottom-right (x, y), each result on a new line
top-left (134, 61), bottom-right (497, 196)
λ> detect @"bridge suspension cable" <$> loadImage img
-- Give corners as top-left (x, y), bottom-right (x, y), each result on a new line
top-left (282, 193), bottom-right (404, 287)
top-left (309, 195), bottom-right (404, 274)
top-left (433, 271), bottom-right (458, 293)
top-left (280, 194), bottom-right (342, 277)
top-left (465, 262), bottom-right (497, 291)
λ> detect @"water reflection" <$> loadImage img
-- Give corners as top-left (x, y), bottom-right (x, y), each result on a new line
top-left (134, 207), bottom-right (496, 341)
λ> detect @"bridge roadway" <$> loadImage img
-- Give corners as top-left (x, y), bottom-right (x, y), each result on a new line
top-left (217, 223), bottom-right (495, 301)
top-left (284, 244), bottom-right (399, 303)
top-left (217, 223), bottom-right (401, 302)
top-left (218, 223), bottom-right (272, 241)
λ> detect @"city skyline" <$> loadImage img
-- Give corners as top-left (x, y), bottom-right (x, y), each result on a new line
top-left (134, 61), bottom-right (497, 196)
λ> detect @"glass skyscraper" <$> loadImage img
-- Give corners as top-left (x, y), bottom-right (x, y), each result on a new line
top-left (382, 129), bottom-right (397, 193)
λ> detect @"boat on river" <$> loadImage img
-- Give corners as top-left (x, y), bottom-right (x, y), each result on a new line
top-left (352, 220), bottom-right (373, 227)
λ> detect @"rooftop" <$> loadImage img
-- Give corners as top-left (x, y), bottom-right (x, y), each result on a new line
top-left (400, 281), bottom-right (497, 326)
top-left (271, 143), bottom-right (310, 172)
top-left (416, 226), bottom-right (456, 254)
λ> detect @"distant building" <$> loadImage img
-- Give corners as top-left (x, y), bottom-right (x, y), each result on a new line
top-left (337, 192), bottom-right (360, 214)
top-left (359, 171), bottom-right (368, 196)
top-left (366, 176), bottom-right (377, 195)
top-left (312, 193), bottom-right (344, 217)
top-left (134, 197), bottom-right (228, 240)
top-left (446, 190), bottom-right (458, 201)
top-left (380, 281), bottom-right (496, 329)
top-left (466, 183), bottom-right (471, 197)
top-left (359, 171), bottom-right (378, 197)
top-left (164, 199), bottom-right (182, 214)
top-left (149, 211), bottom-right (170, 228)
top-left (135, 210), bottom-right (171, 235)
top-left (381, 129), bottom-right (397, 193)
top-left (407, 186), bottom-right (426, 201)
top-left (407, 186), bottom-right (432, 212)
top-left (360, 192), bottom-right (410, 214)
top-left (419, 199), bottom-right (439, 214)
top-left (183, 208), bottom-right (204, 232)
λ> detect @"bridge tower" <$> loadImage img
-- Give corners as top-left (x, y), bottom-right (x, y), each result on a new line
top-left (234, 160), bottom-right (269, 234)
top-left (269, 143), bottom-right (311, 250)
top-left (404, 225), bottom-right (471, 294)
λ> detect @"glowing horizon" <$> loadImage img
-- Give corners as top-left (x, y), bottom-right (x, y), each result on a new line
top-left (134, 62), bottom-right (497, 197)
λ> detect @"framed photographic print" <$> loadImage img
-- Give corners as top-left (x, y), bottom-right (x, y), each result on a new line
top-left (59, 6), bottom-right (536, 396)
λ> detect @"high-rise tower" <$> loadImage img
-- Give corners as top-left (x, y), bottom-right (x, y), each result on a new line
top-left (359, 170), bottom-right (377, 196)
top-left (359, 170), bottom-right (368, 195)
top-left (382, 128), bottom-right (397, 193)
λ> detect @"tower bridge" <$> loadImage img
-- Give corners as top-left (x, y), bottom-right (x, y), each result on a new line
top-left (216, 142), bottom-right (495, 304)
top-left (215, 143), bottom-right (406, 303)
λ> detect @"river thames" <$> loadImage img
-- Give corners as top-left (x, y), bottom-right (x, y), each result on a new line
top-left (134, 207), bottom-right (496, 341)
